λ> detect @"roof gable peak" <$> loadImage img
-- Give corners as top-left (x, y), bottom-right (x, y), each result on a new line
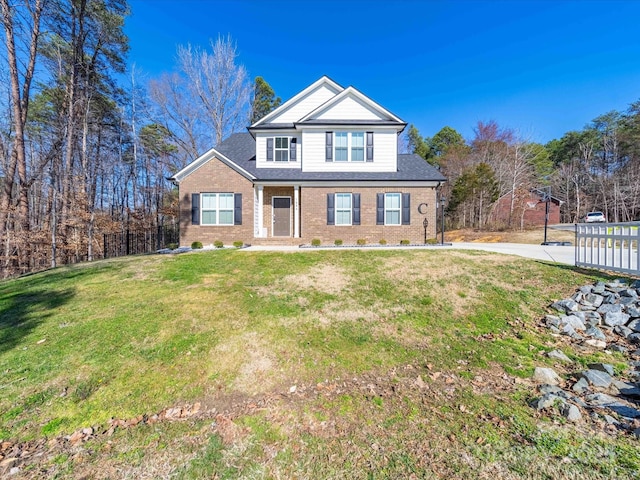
top-left (250, 76), bottom-right (343, 128)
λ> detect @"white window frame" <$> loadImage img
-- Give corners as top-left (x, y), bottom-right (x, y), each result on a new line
top-left (333, 132), bottom-right (365, 162)
top-left (384, 193), bottom-right (401, 226)
top-left (201, 193), bottom-right (234, 226)
top-left (335, 193), bottom-right (352, 226)
top-left (351, 132), bottom-right (364, 162)
top-left (274, 137), bottom-right (289, 162)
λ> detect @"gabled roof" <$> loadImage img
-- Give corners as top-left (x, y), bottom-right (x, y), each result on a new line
top-left (250, 76), bottom-right (344, 129)
top-left (297, 86), bottom-right (405, 127)
top-left (169, 137), bottom-right (256, 183)
top-left (173, 133), bottom-right (445, 183)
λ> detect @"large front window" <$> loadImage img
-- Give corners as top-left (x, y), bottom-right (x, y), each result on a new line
top-left (385, 193), bottom-right (401, 225)
top-left (335, 193), bottom-right (352, 225)
top-left (202, 193), bottom-right (234, 225)
top-left (275, 137), bottom-right (289, 162)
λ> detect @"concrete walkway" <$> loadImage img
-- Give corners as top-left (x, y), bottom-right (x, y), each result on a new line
top-left (242, 242), bottom-right (576, 265)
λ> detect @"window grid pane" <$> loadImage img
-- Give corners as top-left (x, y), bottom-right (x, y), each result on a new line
top-left (202, 211), bottom-right (217, 225)
top-left (385, 193), bottom-right (401, 225)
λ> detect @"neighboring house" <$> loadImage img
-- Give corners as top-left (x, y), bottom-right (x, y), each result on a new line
top-left (170, 76), bottom-right (447, 246)
top-left (490, 188), bottom-right (562, 228)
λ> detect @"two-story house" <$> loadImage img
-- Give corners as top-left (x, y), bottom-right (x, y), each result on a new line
top-left (171, 76), bottom-right (446, 246)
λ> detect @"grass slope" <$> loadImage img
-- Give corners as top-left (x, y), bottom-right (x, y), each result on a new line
top-left (1, 249), bottom-right (638, 478)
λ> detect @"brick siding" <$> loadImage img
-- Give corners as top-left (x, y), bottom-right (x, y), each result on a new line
top-left (178, 159), bottom-right (254, 247)
top-left (300, 186), bottom-right (438, 245)
top-left (179, 158), bottom-right (440, 246)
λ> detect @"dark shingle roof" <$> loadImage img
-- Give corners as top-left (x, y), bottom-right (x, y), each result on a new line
top-left (216, 132), bottom-right (446, 183)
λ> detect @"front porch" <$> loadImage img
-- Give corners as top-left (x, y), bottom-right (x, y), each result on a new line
top-left (253, 185), bottom-right (301, 240)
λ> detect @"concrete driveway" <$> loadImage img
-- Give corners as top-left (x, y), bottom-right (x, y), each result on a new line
top-left (446, 242), bottom-right (575, 265)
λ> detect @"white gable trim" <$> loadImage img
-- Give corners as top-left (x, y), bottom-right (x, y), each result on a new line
top-left (250, 76), bottom-right (344, 128)
top-left (298, 86), bottom-right (405, 124)
top-left (170, 147), bottom-right (256, 183)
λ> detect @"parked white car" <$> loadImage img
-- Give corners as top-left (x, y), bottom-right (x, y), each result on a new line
top-left (584, 211), bottom-right (606, 223)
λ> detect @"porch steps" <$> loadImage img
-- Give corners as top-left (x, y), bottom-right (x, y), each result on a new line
top-left (250, 237), bottom-right (306, 247)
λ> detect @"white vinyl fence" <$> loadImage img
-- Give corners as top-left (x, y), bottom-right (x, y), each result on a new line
top-left (575, 223), bottom-right (640, 275)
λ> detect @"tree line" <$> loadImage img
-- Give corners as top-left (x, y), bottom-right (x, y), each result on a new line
top-left (0, 0), bottom-right (280, 278)
top-left (407, 103), bottom-right (640, 230)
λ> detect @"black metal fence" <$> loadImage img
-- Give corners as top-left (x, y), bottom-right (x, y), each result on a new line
top-left (103, 225), bottom-right (179, 259)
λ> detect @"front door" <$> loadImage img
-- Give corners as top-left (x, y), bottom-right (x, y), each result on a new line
top-left (272, 197), bottom-right (291, 237)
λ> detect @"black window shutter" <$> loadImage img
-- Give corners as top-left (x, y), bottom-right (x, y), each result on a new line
top-left (327, 193), bottom-right (335, 225)
top-left (376, 193), bottom-right (384, 225)
top-left (366, 132), bottom-right (374, 162)
top-left (191, 193), bottom-right (200, 225)
top-left (234, 193), bottom-right (242, 225)
top-left (325, 132), bottom-right (333, 162)
top-left (290, 138), bottom-right (297, 161)
top-left (353, 193), bottom-right (361, 225)
top-left (266, 138), bottom-right (274, 161)
top-left (402, 193), bottom-right (410, 225)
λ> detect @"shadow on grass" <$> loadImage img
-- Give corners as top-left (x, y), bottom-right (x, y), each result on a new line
top-left (0, 287), bottom-right (75, 354)
top-left (533, 261), bottom-right (632, 281)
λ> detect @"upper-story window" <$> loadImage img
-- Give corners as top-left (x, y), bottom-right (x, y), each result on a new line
top-left (351, 132), bottom-right (364, 161)
top-left (326, 131), bottom-right (373, 162)
top-left (267, 136), bottom-right (297, 162)
top-left (334, 132), bottom-right (364, 162)
top-left (275, 137), bottom-right (289, 162)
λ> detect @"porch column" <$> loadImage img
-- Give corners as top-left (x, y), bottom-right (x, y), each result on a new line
top-left (294, 185), bottom-right (300, 238)
top-left (257, 185), bottom-right (265, 238)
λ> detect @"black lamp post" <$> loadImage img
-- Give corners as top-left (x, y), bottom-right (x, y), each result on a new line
top-left (440, 195), bottom-right (446, 245)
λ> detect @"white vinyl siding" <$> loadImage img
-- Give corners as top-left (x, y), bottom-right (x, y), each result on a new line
top-left (202, 193), bottom-right (234, 225)
top-left (255, 133), bottom-right (301, 168)
top-left (385, 193), bottom-right (401, 226)
top-left (335, 193), bottom-right (352, 225)
top-left (315, 96), bottom-right (383, 121)
top-left (301, 130), bottom-right (397, 172)
top-left (267, 84), bottom-right (340, 123)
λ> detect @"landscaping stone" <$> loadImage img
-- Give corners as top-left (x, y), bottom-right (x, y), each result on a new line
top-left (547, 349), bottom-right (572, 363)
top-left (627, 306), bottom-right (640, 318)
top-left (533, 367), bottom-right (562, 385)
top-left (572, 377), bottom-right (589, 393)
top-left (613, 381), bottom-right (640, 399)
top-left (614, 325), bottom-right (633, 338)
top-left (560, 403), bottom-right (581, 422)
top-left (584, 339), bottom-right (607, 349)
top-left (603, 311), bottom-right (630, 327)
top-left (588, 363), bottom-right (615, 376)
top-left (561, 315), bottom-right (586, 331)
top-left (530, 393), bottom-right (564, 410)
top-left (597, 304), bottom-right (622, 315)
top-left (627, 319), bottom-right (640, 333)
top-left (545, 315), bottom-right (561, 327)
top-left (609, 344), bottom-right (628, 353)
top-left (551, 299), bottom-right (580, 314)
top-left (583, 293), bottom-right (604, 308)
top-left (580, 370), bottom-right (613, 388)
top-left (585, 326), bottom-right (606, 341)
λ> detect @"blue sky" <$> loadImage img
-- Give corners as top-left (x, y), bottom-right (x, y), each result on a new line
top-left (125, 0), bottom-right (640, 144)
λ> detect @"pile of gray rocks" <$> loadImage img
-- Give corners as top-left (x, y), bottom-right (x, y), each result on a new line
top-left (530, 278), bottom-right (640, 437)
